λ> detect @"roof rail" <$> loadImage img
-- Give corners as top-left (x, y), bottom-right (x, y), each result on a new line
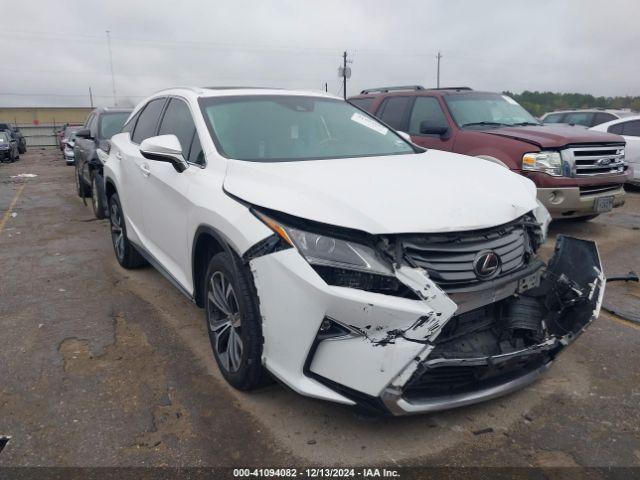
top-left (426, 87), bottom-right (473, 91)
top-left (360, 85), bottom-right (425, 94)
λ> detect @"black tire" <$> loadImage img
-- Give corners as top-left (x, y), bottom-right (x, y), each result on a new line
top-left (91, 170), bottom-right (107, 219)
top-left (75, 168), bottom-right (83, 197)
top-left (204, 251), bottom-right (270, 390)
top-left (18, 143), bottom-right (26, 154)
top-left (108, 193), bottom-right (146, 269)
top-left (567, 214), bottom-right (599, 222)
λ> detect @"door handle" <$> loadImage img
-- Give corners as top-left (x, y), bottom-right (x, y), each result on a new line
top-left (139, 163), bottom-right (151, 177)
top-left (115, 152), bottom-right (123, 161)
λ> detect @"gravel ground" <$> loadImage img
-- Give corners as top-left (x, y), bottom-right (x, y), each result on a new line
top-left (0, 148), bottom-right (638, 470)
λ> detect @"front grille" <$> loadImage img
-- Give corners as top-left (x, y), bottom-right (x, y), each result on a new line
top-left (579, 184), bottom-right (623, 196)
top-left (403, 355), bottom-right (549, 399)
top-left (565, 145), bottom-right (626, 176)
top-left (400, 219), bottom-right (529, 291)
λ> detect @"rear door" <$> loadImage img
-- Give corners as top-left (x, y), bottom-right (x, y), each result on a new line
top-left (141, 97), bottom-right (203, 287)
top-left (406, 96), bottom-right (455, 151)
top-left (120, 97), bottom-right (167, 244)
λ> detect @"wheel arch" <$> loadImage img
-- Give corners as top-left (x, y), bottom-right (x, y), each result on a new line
top-left (105, 177), bottom-right (117, 202)
top-left (192, 225), bottom-right (241, 308)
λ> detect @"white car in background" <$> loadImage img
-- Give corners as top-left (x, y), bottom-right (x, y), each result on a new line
top-left (591, 116), bottom-right (640, 186)
top-left (103, 87), bottom-right (604, 415)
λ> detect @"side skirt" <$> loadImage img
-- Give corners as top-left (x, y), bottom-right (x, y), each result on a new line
top-left (130, 240), bottom-right (197, 305)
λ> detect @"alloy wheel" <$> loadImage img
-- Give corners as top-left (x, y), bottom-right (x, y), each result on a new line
top-left (207, 271), bottom-right (243, 373)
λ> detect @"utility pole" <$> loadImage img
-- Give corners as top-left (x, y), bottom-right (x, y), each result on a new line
top-left (89, 86), bottom-right (94, 108)
top-left (325, 82), bottom-right (328, 93)
top-left (342, 51), bottom-right (347, 99)
top-left (436, 51), bottom-right (442, 88)
top-left (106, 30), bottom-right (117, 106)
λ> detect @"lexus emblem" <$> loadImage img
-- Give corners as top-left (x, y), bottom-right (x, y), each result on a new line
top-left (473, 250), bottom-right (501, 279)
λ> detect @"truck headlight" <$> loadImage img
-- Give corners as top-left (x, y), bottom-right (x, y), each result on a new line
top-left (522, 151), bottom-right (562, 176)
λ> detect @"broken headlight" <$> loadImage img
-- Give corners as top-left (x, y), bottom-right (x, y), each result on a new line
top-left (255, 211), bottom-right (393, 275)
top-left (532, 199), bottom-right (551, 243)
top-left (253, 211), bottom-right (414, 295)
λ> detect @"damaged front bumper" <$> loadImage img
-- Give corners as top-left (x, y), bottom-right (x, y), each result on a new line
top-left (249, 235), bottom-right (604, 415)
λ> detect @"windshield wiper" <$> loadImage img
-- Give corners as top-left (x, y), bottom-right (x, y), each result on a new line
top-left (461, 121), bottom-right (510, 128)
top-left (509, 122), bottom-right (541, 126)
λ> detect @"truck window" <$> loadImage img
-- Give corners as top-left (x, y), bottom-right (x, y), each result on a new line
top-left (349, 98), bottom-right (375, 112)
top-left (378, 97), bottom-right (411, 130)
top-left (408, 97), bottom-right (448, 135)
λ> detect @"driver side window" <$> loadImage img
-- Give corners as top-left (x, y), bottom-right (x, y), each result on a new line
top-left (409, 97), bottom-right (448, 135)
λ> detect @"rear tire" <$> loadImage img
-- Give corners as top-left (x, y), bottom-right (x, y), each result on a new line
top-left (204, 251), bottom-right (270, 391)
top-left (108, 193), bottom-right (146, 269)
top-left (91, 170), bottom-right (107, 219)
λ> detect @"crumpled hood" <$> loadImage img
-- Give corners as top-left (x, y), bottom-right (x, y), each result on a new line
top-left (484, 125), bottom-right (624, 149)
top-left (224, 151), bottom-right (538, 234)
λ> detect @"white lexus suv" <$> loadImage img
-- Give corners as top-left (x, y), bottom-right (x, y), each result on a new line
top-left (104, 87), bottom-right (604, 415)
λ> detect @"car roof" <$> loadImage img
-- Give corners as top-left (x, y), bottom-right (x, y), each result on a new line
top-left (92, 107), bottom-right (133, 115)
top-left (349, 87), bottom-right (498, 100)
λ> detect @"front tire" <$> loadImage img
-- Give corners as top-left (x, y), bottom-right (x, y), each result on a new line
top-left (91, 171), bottom-right (107, 219)
top-left (108, 193), bottom-right (146, 269)
top-left (204, 252), bottom-right (269, 390)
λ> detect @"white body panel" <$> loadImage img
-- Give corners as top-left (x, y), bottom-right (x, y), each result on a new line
top-left (104, 87), bottom-right (599, 415)
top-left (224, 152), bottom-right (538, 234)
top-left (591, 115), bottom-right (640, 183)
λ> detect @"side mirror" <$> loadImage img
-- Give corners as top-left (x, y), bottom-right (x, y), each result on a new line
top-left (76, 129), bottom-right (92, 139)
top-left (397, 131), bottom-right (412, 143)
top-left (419, 120), bottom-right (449, 136)
top-left (140, 135), bottom-right (188, 173)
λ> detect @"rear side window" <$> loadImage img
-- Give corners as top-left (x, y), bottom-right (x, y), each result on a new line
top-left (378, 96), bottom-right (411, 130)
top-left (158, 99), bottom-right (198, 154)
top-left (607, 123), bottom-right (624, 135)
top-left (131, 98), bottom-right (166, 144)
top-left (593, 112), bottom-right (616, 125)
top-left (349, 97), bottom-right (375, 112)
top-left (564, 112), bottom-right (594, 126)
top-left (542, 113), bottom-right (564, 124)
top-left (622, 120), bottom-right (640, 137)
top-left (121, 111), bottom-right (140, 134)
top-left (408, 97), bottom-right (448, 135)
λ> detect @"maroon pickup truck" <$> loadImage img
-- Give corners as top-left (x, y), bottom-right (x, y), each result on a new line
top-left (349, 86), bottom-right (630, 220)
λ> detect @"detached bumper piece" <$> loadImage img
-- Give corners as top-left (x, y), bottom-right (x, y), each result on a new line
top-left (383, 235), bottom-right (604, 415)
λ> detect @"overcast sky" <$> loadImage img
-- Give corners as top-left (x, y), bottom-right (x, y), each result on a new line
top-left (2, 0), bottom-right (638, 108)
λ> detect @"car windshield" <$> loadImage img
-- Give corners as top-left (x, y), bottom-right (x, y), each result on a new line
top-left (99, 112), bottom-right (130, 139)
top-left (445, 93), bottom-right (540, 128)
top-left (199, 95), bottom-right (416, 162)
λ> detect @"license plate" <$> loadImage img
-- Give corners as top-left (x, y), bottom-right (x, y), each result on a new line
top-left (595, 196), bottom-right (614, 212)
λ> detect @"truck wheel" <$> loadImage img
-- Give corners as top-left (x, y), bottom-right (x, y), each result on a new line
top-left (91, 171), bottom-right (107, 219)
top-left (18, 143), bottom-right (26, 154)
top-left (108, 193), bottom-right (146, 269)
top-left (204, 251), bottom-right (271, 391)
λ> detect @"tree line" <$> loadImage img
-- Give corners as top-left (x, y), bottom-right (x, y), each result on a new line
top-left (503, 91), bottom-right (640, 117)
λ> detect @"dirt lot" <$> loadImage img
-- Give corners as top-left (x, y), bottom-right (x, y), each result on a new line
top-left (1, 148), bottom-right (639, 468)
